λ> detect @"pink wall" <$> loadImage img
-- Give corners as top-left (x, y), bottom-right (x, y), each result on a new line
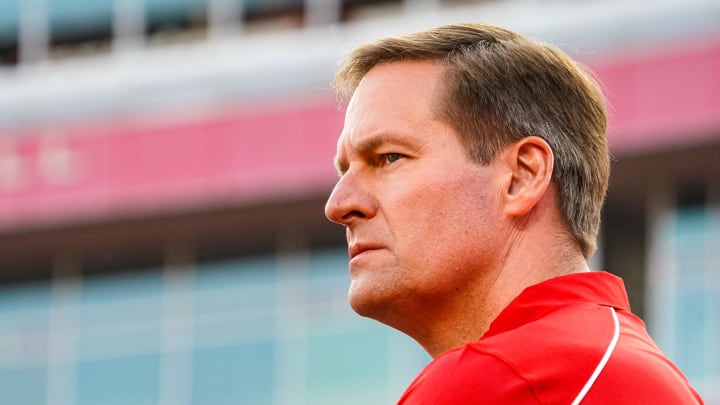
top-left (1, 37), bottom-right (719, 231)
top-left (0, 100), bottom-right (343, 231)
top-left (593, 37), bottom-right (720, 152)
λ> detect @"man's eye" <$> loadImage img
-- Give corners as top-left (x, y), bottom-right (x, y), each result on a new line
top-left (382, 153), bottom-right (402, 165)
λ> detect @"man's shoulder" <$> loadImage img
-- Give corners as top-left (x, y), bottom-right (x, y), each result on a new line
top-left (397, 344), bottom-right (541, 405)
top-left (398, 311), bottom-right (613, 405)
top-left (398, 301), bottom-right (619, 404)
top-left (398, 304), bottom-right (703, 404)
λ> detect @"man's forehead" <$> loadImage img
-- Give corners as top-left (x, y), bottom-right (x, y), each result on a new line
top-left (331, 60), bottom-right (447, 172)
top-left (332, 91), bottom-right (370, 163)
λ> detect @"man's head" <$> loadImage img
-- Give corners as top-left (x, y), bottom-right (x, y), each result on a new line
top-left (332, 23), bottom-right (609, 258)
top-left (325, 23), bottom-right (610, 353)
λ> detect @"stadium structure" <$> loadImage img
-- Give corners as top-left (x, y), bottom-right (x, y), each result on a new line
top-left (0, 0), bottom-right (718, 404)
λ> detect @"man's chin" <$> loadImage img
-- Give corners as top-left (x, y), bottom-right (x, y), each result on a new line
top-left (348, 283), bottom-right (391, 319)
top-left (347, 285), bottom-right (372, 316)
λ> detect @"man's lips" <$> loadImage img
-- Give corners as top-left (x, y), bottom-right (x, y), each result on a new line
top-left (348, 243), bottom-right (382, 260)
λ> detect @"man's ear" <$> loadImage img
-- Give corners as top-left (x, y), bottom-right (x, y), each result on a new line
top-left (501, 136), bottom-right (554, 217)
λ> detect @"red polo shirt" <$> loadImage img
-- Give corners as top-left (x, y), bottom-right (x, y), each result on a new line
top-left (397, 272), bottom-right (703, 404)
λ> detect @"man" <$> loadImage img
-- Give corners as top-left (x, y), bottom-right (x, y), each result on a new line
top-left (324, 23), bottom-right (702, 404)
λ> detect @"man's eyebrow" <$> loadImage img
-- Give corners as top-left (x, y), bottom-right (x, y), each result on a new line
top-left (333, 133), bottom-right (414, 175)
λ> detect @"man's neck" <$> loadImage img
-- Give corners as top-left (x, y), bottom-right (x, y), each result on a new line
top-left (419, 231), bottom-right (590, 358)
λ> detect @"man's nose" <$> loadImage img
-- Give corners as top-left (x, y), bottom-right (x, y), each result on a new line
top-left (324, 173), bottom-right (378, 226)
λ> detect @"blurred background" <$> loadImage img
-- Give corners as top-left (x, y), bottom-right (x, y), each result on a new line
top-left (0, 0), bottom-right (718, 404)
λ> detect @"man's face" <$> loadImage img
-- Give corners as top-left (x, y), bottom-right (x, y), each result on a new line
top-left (324, 60), bottom-right (507, 328)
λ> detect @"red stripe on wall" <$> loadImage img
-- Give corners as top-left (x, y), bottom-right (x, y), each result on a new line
top-left (0, 100), bottom-right (344, 230)
top-left (593, 37), bottom-right (720, 151)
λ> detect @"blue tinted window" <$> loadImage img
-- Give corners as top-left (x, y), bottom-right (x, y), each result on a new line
top-left (0, 281), bottom-right (52, 313)
top-left (196, 256), bottom-right (277, 309)
top-left (655, 205), bottom-right (720, 399)
top-left (0, 367), bottom-right (47, 405)
top-left (0, 0), bottom-right (19, 40)
top-left (77, 354), bottom-right (160, 405)
top-left (307, 329), bottom-right (390, 404)
top-left (195, 257), bottom-right (277, 346)
top-left (80, 271), bottom-right (163, 327)
top-left (47, 0), bottom-right (114, 34)
top-left (0, 281), bottom-right (52, 368)
top-left (78, 271), bottom-right (163, 360)
top-left (193, 341), bottom-right (274, 405)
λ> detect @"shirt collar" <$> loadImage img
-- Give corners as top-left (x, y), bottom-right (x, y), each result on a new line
top-left (483, 271), bottom-right (631, 339)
